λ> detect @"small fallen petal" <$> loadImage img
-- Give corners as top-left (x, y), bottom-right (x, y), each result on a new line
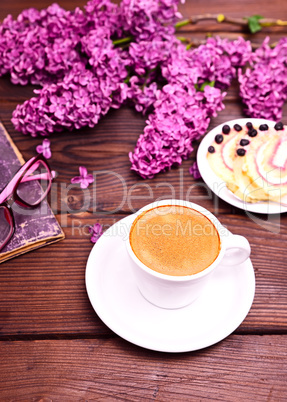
top-left (71, 176), bottom-right (82, 184)
top-left (36, 138), bottom-right (51, 159)
top-left (71, 166), bottom-right (94, 188)
top-left (189, 161), bottom-right (201, 180)
top-left (79, 166), bottom-right (88, 177)
top-left (80, 178), bottom-right (92, 189)
top-left (89, 223), bottom-right (103, 243)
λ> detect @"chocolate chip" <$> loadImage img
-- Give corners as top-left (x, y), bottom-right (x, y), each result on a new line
top-left (248, 129), bottom-right (258, 137)
top-left (215, 134), bottom-right (224, 144)
top-left (259, 124), bottom-right (269, 131)
top-left (208, 146), bottom-right (215, 153)
top-left (246, 122), bottom-right (253, 130)
top-left (237, 148), bottom-right (246, 156)
top-left (222, 124), bottom-right (230, 134)
top-left (240, 139), bottom-right (250, 146)
top-left (274, 122), bottom-right (284, 130)
top-left (234, 124), bottom-right (242, 132)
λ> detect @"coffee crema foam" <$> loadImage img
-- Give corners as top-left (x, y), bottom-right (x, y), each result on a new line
top-left (130, 205), bottom-right (221, 276)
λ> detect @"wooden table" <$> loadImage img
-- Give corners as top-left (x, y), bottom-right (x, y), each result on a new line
top-left (1, 0), bottom-right (287, 399)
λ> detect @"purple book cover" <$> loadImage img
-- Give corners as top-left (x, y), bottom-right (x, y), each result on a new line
top-left (0, 122), bottom-right (64, 263)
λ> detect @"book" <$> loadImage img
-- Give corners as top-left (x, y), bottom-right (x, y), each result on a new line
top-left (0, 121), bottom-right (64, 263)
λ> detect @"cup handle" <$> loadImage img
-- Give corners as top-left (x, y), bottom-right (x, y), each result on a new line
top-left (221, 235), bottom-right (251, 266)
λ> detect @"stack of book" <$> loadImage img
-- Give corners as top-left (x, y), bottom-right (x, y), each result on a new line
top-left (0, 122), bottom-right (64, 263)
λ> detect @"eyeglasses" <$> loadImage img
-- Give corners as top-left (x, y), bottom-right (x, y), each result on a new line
top-left (0, 154), bottom-right (52, 252)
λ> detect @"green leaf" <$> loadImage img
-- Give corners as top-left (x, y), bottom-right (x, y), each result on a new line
top-left (247, 15), bottom-right (264, 33)
top-left (195, 81), bottom-right (215, 92)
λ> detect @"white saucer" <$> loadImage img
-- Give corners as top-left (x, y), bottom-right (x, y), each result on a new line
top-left (197, 118), bottom-right (287, 214)
top-left (85, 215), bottom-right (255, 353)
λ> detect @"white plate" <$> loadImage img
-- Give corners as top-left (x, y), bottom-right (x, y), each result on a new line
top-left (85, 215), bottom-right (255, 353)
top-left (197, 118), bottom-right (287, 214)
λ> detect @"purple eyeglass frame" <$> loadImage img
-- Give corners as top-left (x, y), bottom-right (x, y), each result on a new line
top-left (0, 154), bottom-right (52, 251)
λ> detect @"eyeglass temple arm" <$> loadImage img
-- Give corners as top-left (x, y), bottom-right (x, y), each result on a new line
top-left (19, 172), bottom-right (51, 182)
top-left (0, 159), bottom-right (52, 204)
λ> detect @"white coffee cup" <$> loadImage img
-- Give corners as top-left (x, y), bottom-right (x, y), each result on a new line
top-left (125, 199), bottom-right (251, 309)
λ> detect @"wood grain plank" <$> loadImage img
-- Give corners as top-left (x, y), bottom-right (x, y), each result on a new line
top-left (0, 336), bottom-right (286, 400)
top-left (179, 0), bottom-right (287, 20)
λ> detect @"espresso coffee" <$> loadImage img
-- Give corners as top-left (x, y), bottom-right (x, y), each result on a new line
top-left (130, 205), bottom-right (220, 276)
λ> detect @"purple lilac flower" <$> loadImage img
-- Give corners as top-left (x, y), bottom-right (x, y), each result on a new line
top-left (0, 0), bottom-right (122, 87)
top-left (2, 1), bottom-right (275, 181)
top-left (239, 37), bottom-right (287, 121)
top-left (126, 37), bottom-right (179, 113)
top-left (128, 35), bottom-right (178, 76)
top-left (239, 64), bottom-right (287, 121)
top-left (0, 4), bottom-right (89, 86)
top-left (127, 77), bottom-right (159, 114)
top-left (122, 0), bottom-right (183, 94)
top-left (189, 38), bottom-right (235, 89)
top-left (119, 0), bottom-right (183, 41)
top-left (128, 36), bottom-right (252, 179)
top-left (80, 26), bottom-right (129, 108)
top-left (71, 166), bottom-right (94, 189)
top-left (130, 37), bottom-right (252, 178)
top-left (89, 223), bottom-right (103, 243)
top-left (84, 0), bottom-right (121, 35)
top-left (189, 162), bottom-right (201, 180)
top-left (129, 83), bottom-right (225, 179)
top-left (12, 15), bottom-right (130, 136)
top-left (251, 37), bottom-right (287, 66)
top-left (223, 36), bottom-right (253, 68)
top-left (11, 54), bottom-right (127, 136)
top-left (36, 138), bottom-right (51, 159)
top-left (161, 37), bottom-right (251, 92)
top-left (12, 63), bottom-right (100, 135)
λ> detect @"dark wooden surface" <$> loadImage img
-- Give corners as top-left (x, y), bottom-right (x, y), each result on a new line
top-left (0, 0), bottom-right (287, 400)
